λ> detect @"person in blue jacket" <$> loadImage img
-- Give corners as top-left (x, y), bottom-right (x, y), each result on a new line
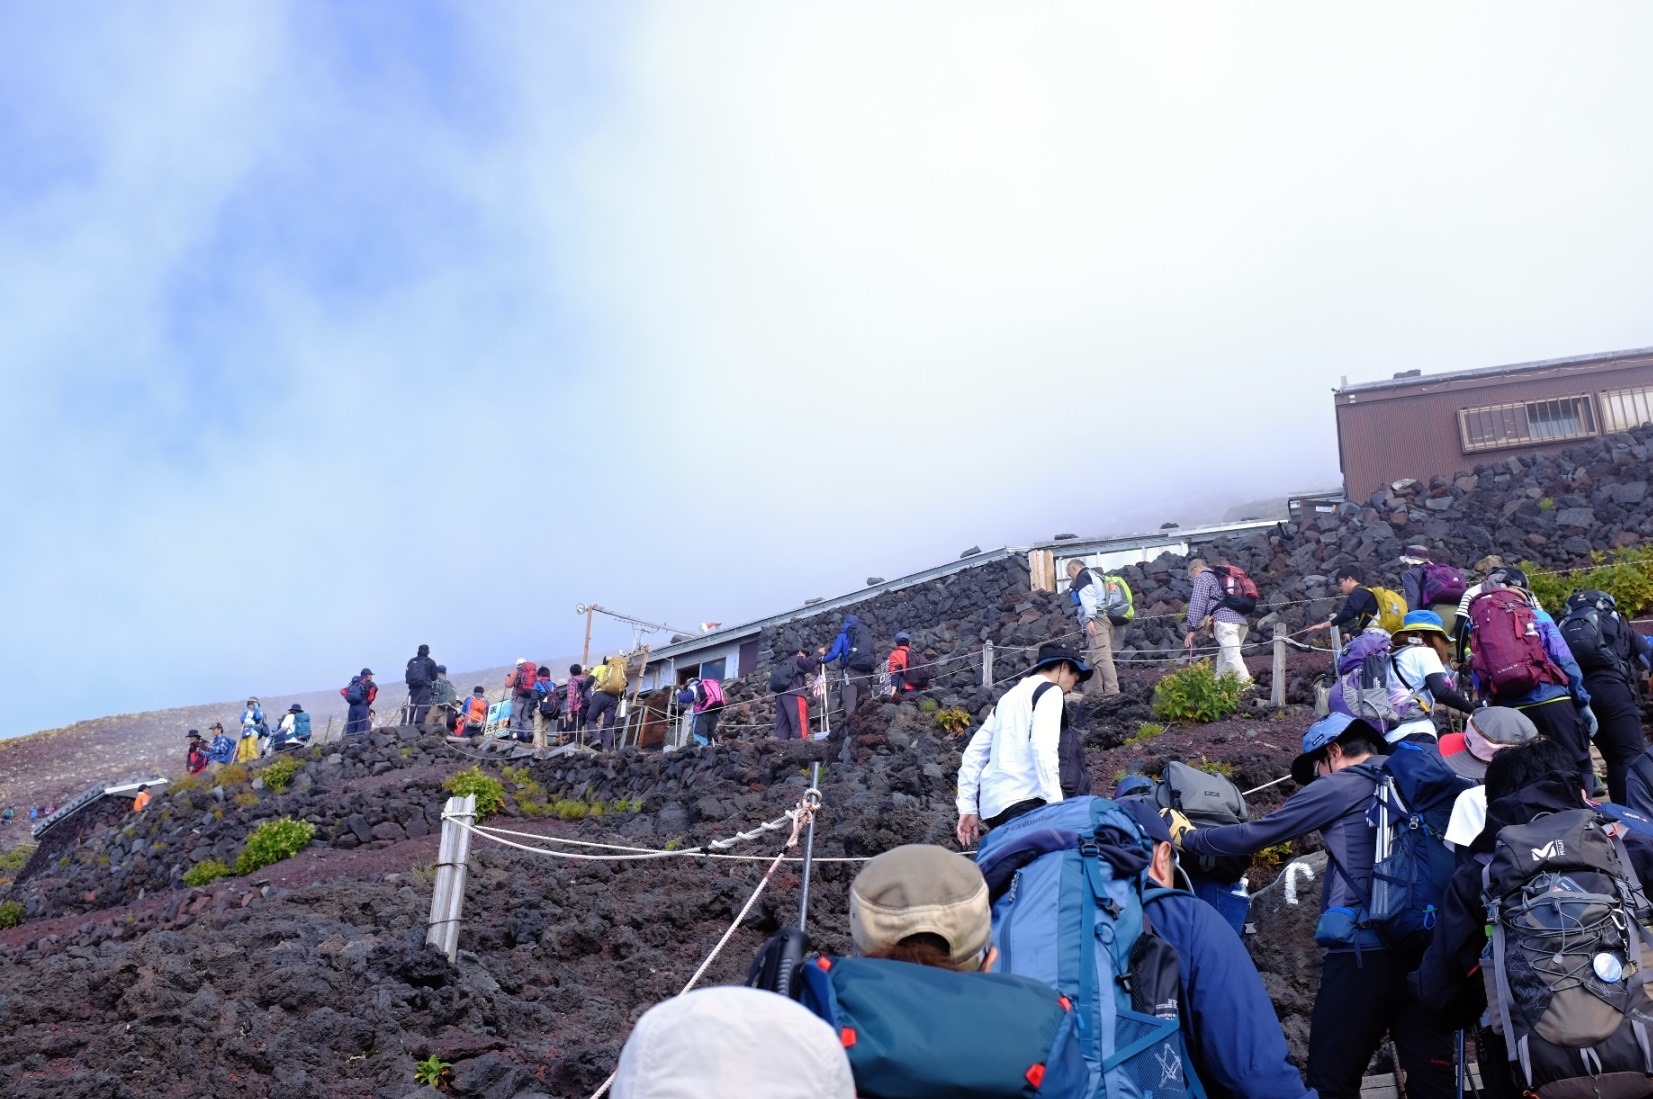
top-left (820, 615), bottom-right (877, 718)
top-left (1116, 799), bottom-right (1315, 1099)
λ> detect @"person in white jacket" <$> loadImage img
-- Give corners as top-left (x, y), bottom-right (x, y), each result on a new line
top-left (955, 642), bottom-right (1090, 845)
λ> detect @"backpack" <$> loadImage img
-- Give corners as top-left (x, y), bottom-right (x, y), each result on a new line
top-left (1419, 563), bottom-right (1468, 607)
top-left (847, 621), bottom-right (877, 674)
top-left (1031, 682), bottom-right (1087, 799)
top-left (537, 686), bottom-right (563, 718)
top-left (1367, 586), bottom-right (1408, 634)
top-left (344, 677), bottom-right (366, 706)
top-left (514, 664), bottom-right (538, 695)
top-left (1151, 760), bottom-right (1251, 881)
top-left (465, 696), bottom-right (488, 728)
top-left (1479, 808), bottom-right (1653, 1096)
top-left (1328, 631), bottom-right (1400, 731)
top-left (1210, 565), bottom-right (1259, 615)
top-left (904, 651), bottom-right (933, 690)
top-left (405, 657), bottom-right (431, 688)
top-left (291, 712), bottom-right (311, 741)
top-left (769, 662), bottom-right (796, 693)
top-left (1102, 574), bottom-right (1136, 626)
top-left (696, 678), bottom-right (726, 710)
top-left (1362, 743), bottom-right (1472, 952)
top-left (976, 797), bottom-right (1202, 1099)
top-left (1560, 596), bottom-right (1626, 678)
top-left (1468, 589), bottom-right (1567, 699)
top-left (598, 658), bottom-right (627, 696)
top-left (797, 956), bottom-right (1090, 1099)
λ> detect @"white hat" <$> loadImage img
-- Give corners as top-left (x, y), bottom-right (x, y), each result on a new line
top-left (612, 987), bottom-right (854, 1099)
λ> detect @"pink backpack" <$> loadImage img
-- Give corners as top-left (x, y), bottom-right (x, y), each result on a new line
top-left (1469, 589), bottom-right (1566, 698)
top-left (697, 679), bottom-right (726, 711)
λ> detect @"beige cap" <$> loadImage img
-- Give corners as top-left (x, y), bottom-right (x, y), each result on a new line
top-left (849, 844), bottom-right (991, 969)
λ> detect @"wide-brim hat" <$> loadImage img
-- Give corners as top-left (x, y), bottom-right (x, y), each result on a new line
top-left (1029, 642), bottom-right (1093, 683)
top-left (186, 729), bottom-right (202, 739)
top-left (288, 704), bottom-right (303, 713)
top-left (1291, 713), bottom-right (1382, 786)
top-left (850, 845), bottom-right (992, 970)
top-left (1443, 707), bottom-right (1539, 781)
top-left (1395, 610), bottom-right (1449, 638)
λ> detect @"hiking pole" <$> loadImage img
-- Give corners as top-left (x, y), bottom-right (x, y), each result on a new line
top-left (1455, 1029), bottom-right (1465, 1099)
top-left (798, 762), bottom-right (820, 930)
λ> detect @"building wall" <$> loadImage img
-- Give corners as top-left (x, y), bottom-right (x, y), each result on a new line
top-left (1336, 355), bottom-right (1653, 500)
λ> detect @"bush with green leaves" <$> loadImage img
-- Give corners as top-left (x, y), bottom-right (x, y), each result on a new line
top-left (0, 899), bottom-right (23, 929)
top-left (443, 766), bottom-right (505, 820)
top-left (1151, 660), bottom-right (1246, 724)
top-left (234, 818), bottom-right (315, 875)
top-left (183, 858), bottom-right (233, 887)
top-left (1522, 547), bottom-right (1653, 619)
top-left (261, 756), bottom-right (302, 793)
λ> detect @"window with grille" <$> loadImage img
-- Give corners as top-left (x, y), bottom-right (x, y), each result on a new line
top-left (1458, 394), bottom-right (1597, 453)
top-left (1599, 385), bottom-right (1653, 434)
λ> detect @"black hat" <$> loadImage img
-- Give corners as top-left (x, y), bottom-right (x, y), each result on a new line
top-left (473, 686), bottom-right (485, 694)
top-left (1028, 642), bottom-right (1093, 683)
top-left (435, 664), bottom-right (447, 674)
top-left (186, 729), bottom-right (202, 739)
top-left (360, 667), bottom-right (374, 677)
top-left (288, 703), bottom-right (303, 713)
top-left (1485, 566), bottom-right (1529, 590)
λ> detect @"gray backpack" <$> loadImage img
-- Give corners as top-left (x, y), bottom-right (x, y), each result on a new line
top-left (1481, 809), bottom-right (1653, 1098)
top-left (1153, 761), bottom-right (1250, 880)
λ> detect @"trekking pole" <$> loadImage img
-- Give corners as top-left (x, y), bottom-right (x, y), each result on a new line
top-left (798, 762), bottom-right (820, 930)
top-left (1455, 1029), bottom-right (1465, 1099)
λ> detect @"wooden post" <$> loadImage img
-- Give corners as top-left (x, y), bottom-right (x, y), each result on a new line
top-left (982, 641), bottom-right (995, 687)
top-left (426, 793), bottom-right (476, 962)
top-left (1271, 635), bottom-right (1288, 709)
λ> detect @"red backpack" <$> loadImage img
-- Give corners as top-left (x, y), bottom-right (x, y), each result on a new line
top-left (514, 664), bottom-right (538, 695)
top-left (1469, 589), bottom-right (1567, 698)
top-left (1211, 565), bottom-right (1259, 615)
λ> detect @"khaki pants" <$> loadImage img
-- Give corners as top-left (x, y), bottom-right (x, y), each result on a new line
top-left (1084, 618), bottom-right (1121, 694)
top-left (1213, 620), bottom-right (1252, 684)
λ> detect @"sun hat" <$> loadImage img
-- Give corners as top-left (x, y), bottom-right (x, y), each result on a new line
top-left (849, 844), bottom-right (992, 970)
top-left (1114, 774), bottom-right (1155, 799)
top-left (1484, 566), bottom-right (1529, 590)
top-left (288, 703), bottom-right (303, 713)
top-left (1028, 642), bottom-right (1093, 684)
top-left (1443, 707), bottom-right (1539, 781)
top-left (186, 729), bottom-right (202, 739)
top-left (1291, 713), bottom-right (1383, 786)
top-left (1400, 545), bottom-right (1432, 564)
top-left (1396, 610), bottom-right (1449, 637)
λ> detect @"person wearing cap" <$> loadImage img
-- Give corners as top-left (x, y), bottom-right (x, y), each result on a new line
top-left (131, 784), bottom-right (152, 812)
top-left (462, 685), bottom-right (488, 738)
top-left (1437, 706), bottom-right (1539, 848)
top-left (956, 641), bottom-right (1091, 845)
top-left (1384, 611), bottom-right (1474, 745)
top-left (404, 644), bottom-right (438, 726)
top-left (1184, 558), bottom-right (1253, 687)
top-left (1179, 713), bottom-right (1451, 1099)
top-left (1066, 559), bottom-right (1124, 696)
top-left (849, 844), bottom-right (995, 970)
top-left (885, 632), bottom-right (921, 697)
top-left (426, 665), bottom-right (457, 733)
top-left (206, 722), bottom-right (236, 766)
top-left (611, 985), bottom-right (856, 1099)
top-left (343, 668), bottom-right (377, 735)
top-left (185, 730), bottom-right (209, 775)
top-left (1113, 800), bottom-right (1315, 1099)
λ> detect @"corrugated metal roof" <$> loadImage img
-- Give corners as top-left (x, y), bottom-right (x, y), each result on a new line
top-left (1338, 346), bottom-right (1653, 398)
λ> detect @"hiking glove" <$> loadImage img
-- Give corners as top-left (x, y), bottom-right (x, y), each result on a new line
top-left (1164, 808), bottom-right (1197, 848)
top-left (1580, 706), bottom-right (1599, 740)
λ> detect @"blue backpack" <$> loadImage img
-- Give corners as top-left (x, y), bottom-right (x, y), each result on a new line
top-left (976, 797), bottom-right (1203, 1099)
top-left (291, 712), bottom-right (312, 741)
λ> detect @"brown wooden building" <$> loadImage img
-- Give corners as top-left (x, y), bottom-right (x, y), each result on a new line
top-left (1335, 347), bottom-right (1653, 501)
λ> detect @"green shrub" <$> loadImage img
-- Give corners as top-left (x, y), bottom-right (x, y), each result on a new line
top-left (234, 818), bottom-right (315, 875)
top-left (1522, 547), bottom-right (1653, 618)
top-left (1255, 842), bottom-right (1293, 869)
top-left (232, 791), bottom-right (260, 809)
top-left (215, 763), bottom-right (248, 788)
top-left (443, 767), bottom-right (505, 821)
top-left (414, 1056), bottom-right (452, 1088)
top-left (0, 900), bottom-right (23, 929)
top-left (1193, 757), bottom-right (1236, 778)
top-left (169, 773), bottom-right (203, 794)
top-left (1537, 496), bottom-right (1555, 511)
top-left (935, 707), bottom-right (972, 735)
top-left (0, 848), bottom-right (28, 875)
top-left (261, 756), bottom-right (302, 793)
top-left (1151, 661), bottom-right (1246, 724)
top-left (916, 698), bottom-right (940, 713)
top-left (1125, 722), bottom-right (1166, 745)
top-left (183, 858), bottom-right (233, 887)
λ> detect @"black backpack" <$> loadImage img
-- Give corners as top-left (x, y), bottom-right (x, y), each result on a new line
top-left (768, 662), bottom-right (796, 693)
top-left (1032, 682), bottom-right (1087, 799)
top-left (847, 621), bottom-right (877, 673)
top-left (1561, 594), bottom-right (1627, 678)
top-left (537, 687), bottom-right (562, 719)
top-left (405, 657), bottom-right (431, 688)
top-left (905, 652), bottom-right (934, 689)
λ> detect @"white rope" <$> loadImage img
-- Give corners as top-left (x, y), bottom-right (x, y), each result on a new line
top-left (1242, 774), bottom-right (1294, 796)
top-left (465, 819), bottom-right (893, 863)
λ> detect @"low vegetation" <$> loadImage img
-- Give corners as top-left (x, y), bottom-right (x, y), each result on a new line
top-left (934, 707), bottom-right (972, 735)
top-left (183, 858), bottom-right (233, 887)
top-left (0, 899), bottom-right (23, 929)
top-left (1124, 722), bottom-right (1166, 746)
top-left (215, 763), bottom-right (248, 788)
top-left (443, 767), bottom-right (505, 820)
top-left (1152, 661), bottom-right (1246, 724)
top-left (261, 756), bottom-right (302, 793)
top-left (414, 1055), bottom-right (453, 1088)
top-left (235, 817), bottom-right (315, 875)
top-left (1523, 546), bottom-right (1653, 617)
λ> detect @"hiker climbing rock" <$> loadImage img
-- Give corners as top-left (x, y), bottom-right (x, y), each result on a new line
top-left (821, 614), bottom-right (877, 718)
top-left (770, 648), bottom-right (821, 741)
top-left (1184, 558), bottom-right (1255, 686)
top-left (1066, 559), bottom-right (1131, 695)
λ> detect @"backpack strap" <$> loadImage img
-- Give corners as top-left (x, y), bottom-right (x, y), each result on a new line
top-left (1482, 861), bottom-right (1523, 1070)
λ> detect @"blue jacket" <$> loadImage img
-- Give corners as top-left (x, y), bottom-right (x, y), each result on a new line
top-left (821, 615), bottom-right (876, 672)
top-left (1146, 889), bottom-right (1316, 1099)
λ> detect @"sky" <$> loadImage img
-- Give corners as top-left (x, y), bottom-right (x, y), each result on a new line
top-left (3, 2), bottom-right (1651, 738)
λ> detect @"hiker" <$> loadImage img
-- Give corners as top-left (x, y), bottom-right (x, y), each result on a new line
top-left (676, 677), bottom-right (726, 746)
top-left (236, 698), bottom-right (266, 762)
top-left (0, 807), bottom-right (11, 826)
top-left (1184, 558), bottom-right (1255, 686)
top-left (1307, 565), bottom-right (1383, 635)
top-left (1177, 713), bottom-right (1454, 1099)
top-left (1115, 770), bottom-right (1251, 935)
top-left (404, 644), bottom-right (438, 726)
top-left (561, 664), bottom-right (587, 739)
top-left (1385, 611), bottom-right (1475, 744)
top-left (820, 614), bottom-right (878, 718)
top-left (611, 986), bottom-right (855, 1099)
top-left (342, 669), bottom-right (376, 735)
top-left (1066, 560), bottom-right (1130, 695)
top-left (1411, 737), bottom-right (1653, 1098)
top-left (583, 654), bottom-right (628, 749)
top-left (531, 666), bottom-right (559, 748)
top-left (461, 686), bottom-right (488, 738)
top-left (1115, 799), bottom-right (1316, 1099)
top-left (206, 722), bottom-right (236, 766)
top-left (185, 730), bottom-right (209, 775)
top-left (1466, 567), bottom-right (1596, 790)
top-left (426, 665), bottom-right (457, 732)
top-left (848, 844), bottom-right (995, 970)
top-left (506, 659), bottom-right (538, 743)
top-left (955, 642), bottom-right (1091, 845)
top-left (885, 632), bottom-right (930, 696)
top-left (770, 648), bottom-right (823, 741)
top-left (131, 784), bottom-right (152, 812)
top-left (1437, 706), bottom-right (1540, 848)
top-left (275, 703), bottom-right (311, 750)
top-left (1559, 589), bottom-right (1653, 803)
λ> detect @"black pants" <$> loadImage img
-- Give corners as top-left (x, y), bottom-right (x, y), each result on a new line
top-left (1308, 950), bottom-right (1453, 1099)
top-left (587, 691), bottom-right (620, 749)
top-left (408, 683), bottom-right (432, 726)
top-left (774, 692), bottom-right (809, 740)
top-left (985, 799), bottom-right (1045, 830)
top-left (693, 709), bottom-right (721, 744)
top-left (1585, 675), bottom-right (1645, 803)
top-left (1511, 695), bottom-right (1591, 783)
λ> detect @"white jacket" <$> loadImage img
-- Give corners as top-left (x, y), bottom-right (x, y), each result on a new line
top-left (956, 673), bottom-right (1066, 820)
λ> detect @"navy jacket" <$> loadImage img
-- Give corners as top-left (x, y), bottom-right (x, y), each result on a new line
top-left (1146, 889), bottom-right (1315, 1099)
top-left (822, 615), bottom-right (877, 673)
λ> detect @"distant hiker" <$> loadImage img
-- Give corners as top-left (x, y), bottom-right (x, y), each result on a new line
top-left (1398, 545), bottom-right (1467, 628)
top-left (1, 807), bottom-right (12, 826)
top-left (530, 666), bottom-right (559, 748)
top-left (885, 632), bottom-right (929, 696)
top-left (1307, 565), bottom-right (1395, 635)
top-left (1066, 560), bottom-right (1130, 695)
top-left (771, 648), bottom-right (823, 741)
top-left (1559, 589), bottom-right (1653, 803)
top-left (404, 644), bottom-right (438, 726)
top-left (237, 697), bottom-right (266, 762)
top-left (1437, 706), bottom-right (1539, 849)
top-left (275, 703), bottom-right (311, 750)
top-left (1385, 611), bottom-right (1475, 745)
top-left (1465, 567), bottom-right (1596, 790)
top-left (462, 686), bottom-right (488, 738)
top-left (426, 665), bottom-right (457, 732)
top-left (341, 669), bottom-right (376, 735)
top-left (1450, 555), bottom-right (1506, 658)
top-left (1184, 558), bottom-right (1255, 686)
top-left (611, 986), bottom-right (855, 1099)
top-left (955, 642), bottom-right (1091, 845)
top-left (1178, 713), bottom-right (1452, 1099)
top-left (131, 784), bottom-right (152, 812)
top-left (185, 730), bottom-right (209, 775)
top-left (586, 655), bottom-right (629, 750)
top-left (1115, 799), bottom-right (1316, 1099)
top-left (206, 722), bottom-right (236, 765)
top-left (676, 677), bottom-right (726, 746)
top-left (561, 664), bottom-right (587, 740)
top-left (506, 659), bottom-right (538, 743)
top-left (821, 614), bottom-right (878, 718)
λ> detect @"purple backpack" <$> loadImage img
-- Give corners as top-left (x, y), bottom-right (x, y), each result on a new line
top-left (1419, 564), bottom-right (1468, 606)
